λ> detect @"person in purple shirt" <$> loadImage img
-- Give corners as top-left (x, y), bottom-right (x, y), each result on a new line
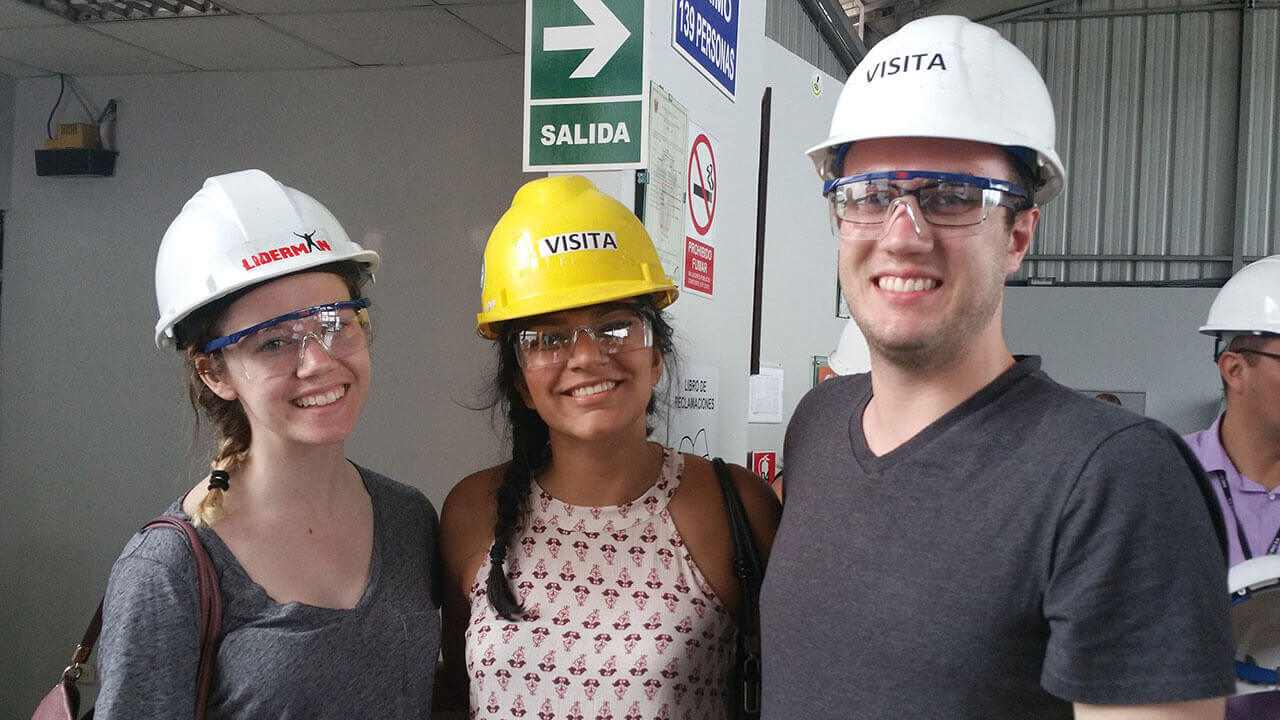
top-left (1186, 255), bottom-right (1280, 718)
top-left (1185, 256), bottom-right (1280, 566)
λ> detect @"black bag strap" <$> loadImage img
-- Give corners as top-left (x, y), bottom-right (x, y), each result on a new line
top-left (61, 515), bottom-right (220, 720)
top-left (712, 458), bottom-right (762, 718)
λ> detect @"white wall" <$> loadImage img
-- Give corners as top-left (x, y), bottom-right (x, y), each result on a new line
top-left (0, 57), bottom-right (532, 715)
top-left (585, 12), bottom-right (845, 468)
top-left (639, 3), bottom-right (772, 463)
top-left (748, 39), bottom-right (845, 464)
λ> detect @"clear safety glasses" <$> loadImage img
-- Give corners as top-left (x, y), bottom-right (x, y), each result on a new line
top-left (513, 309), bottom-right (654, 369)
top-left (203, 298), bottom-right (373, 380)
top-left (824, 170), bottom-right (1030, 239)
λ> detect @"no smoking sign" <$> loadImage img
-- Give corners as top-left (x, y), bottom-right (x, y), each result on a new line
top-left (688, 133), bottom-right (715, 235)
top-left (683, 126), bottom-right (718, 297)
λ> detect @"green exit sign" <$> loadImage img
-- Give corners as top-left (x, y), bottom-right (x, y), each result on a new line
top-left (525, 0), bottom-right (649, 171)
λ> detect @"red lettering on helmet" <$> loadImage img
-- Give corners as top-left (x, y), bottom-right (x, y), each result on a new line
top-left (239, 238), bottom-right (333, 271)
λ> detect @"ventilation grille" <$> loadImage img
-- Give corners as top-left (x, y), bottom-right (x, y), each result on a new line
top-left (21, 0), bottom-right (234, 23)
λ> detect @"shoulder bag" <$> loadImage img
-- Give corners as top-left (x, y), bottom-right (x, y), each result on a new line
top-left (30, 515), bottom-right (222, 720)
top-left (712, 457), bottom-right (763, 720)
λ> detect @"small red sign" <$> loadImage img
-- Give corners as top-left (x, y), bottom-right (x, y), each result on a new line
top-left (750, 451), bottom-right (777, 484)
top-left (684, 237), bottom-right (714, 295)
top-left (816, 366), bottom-right (838, 383)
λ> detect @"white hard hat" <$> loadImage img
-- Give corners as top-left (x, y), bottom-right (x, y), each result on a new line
top-left (1200, 255), bottom-right (1280, 340)
top-left (828, 319), bottom-right (871, 376)
top-left (1229, 556), bottom-right (1280, 697)
top-left (154, 169), bottom-right (380, 349)
top-left (807, 14), bottom-right (1065, 206)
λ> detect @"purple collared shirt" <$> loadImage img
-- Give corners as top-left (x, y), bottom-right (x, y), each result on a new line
top-left (1185, 412), bottom-right (1280, 567)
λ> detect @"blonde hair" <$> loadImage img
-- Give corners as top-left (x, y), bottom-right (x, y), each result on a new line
top-left (185, 353), bottom-right (252, 529)
top-left (193, 438), bottom-right (249, 528)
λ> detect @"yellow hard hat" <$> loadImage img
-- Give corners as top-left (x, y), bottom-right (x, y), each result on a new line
top-left (476, 175), bottom-right (678, 339)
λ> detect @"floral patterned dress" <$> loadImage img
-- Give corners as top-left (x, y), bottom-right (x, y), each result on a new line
top-left (466, 447), bottom-right (736, 720)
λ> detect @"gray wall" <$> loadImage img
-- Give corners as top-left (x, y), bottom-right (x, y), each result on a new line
top-left (1004, 287), bottom-right (1223, 435)
top-left (1, 71), bottom-right (12, 209)
top-left (0, 57), bottom-right (529, 714)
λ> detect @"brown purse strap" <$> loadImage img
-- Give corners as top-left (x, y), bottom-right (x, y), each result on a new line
top-left (142, 515), bottom-right (222, 719)
top-left (65, 605), bottom-right (102, 675)
top-left (69, 515), bottom-right (221, 719)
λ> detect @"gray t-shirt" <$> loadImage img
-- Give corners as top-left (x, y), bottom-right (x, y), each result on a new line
top-left (96, 464), bottom-right (440, 719)
top-left (760, 356), bottom-right (1234, 719)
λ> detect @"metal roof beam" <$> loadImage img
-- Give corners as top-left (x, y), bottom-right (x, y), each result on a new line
top-left (796, 0), bottom-right (869, 73)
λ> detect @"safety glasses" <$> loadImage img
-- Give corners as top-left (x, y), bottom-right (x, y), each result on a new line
top-left (824, 170), bottom-right (1029, 238)
top-left (1237, 348), bottom-right (1280, 364)
top-left (203, 298), bottom-right (372, 380)
top-left (512, 309), bottom-right (653, 369)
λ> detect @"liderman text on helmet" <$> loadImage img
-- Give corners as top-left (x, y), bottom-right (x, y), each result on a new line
top-left (240, 232), bottom-right (333, 271)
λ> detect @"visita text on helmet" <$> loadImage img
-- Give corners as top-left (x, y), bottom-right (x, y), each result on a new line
top-left (866, 53), bottom-right (947, 82)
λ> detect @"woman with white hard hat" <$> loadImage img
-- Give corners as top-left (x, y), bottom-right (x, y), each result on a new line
top-left (436, 175), bottom-right (780, 719)
top-left (95, 169), bottom-right (440, 717)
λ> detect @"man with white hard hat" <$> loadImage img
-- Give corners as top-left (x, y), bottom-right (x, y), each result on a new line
top-left (1186, 257), bottom-right (1280, 567)
top-left (1184, 258), bottom-right (1280, 717)
top-left (759, 14), bottom-right (1233, 719)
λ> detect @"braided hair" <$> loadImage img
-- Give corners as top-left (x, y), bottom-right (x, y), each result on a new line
top-left (173, 261), bottom-right (368, 528)
top-left (485, 295), bottom-right (676, 619)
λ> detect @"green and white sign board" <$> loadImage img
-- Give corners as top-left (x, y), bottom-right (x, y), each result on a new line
top-left (525, 0), bottom-right (649, 171)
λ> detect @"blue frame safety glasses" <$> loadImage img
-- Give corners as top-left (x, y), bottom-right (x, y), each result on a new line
top-left (203, 298), bottom-right (373, 380)
top-left (513, 309), bottom-right (654, 369)
top-left (824, 170), bottom-right (1030, 239)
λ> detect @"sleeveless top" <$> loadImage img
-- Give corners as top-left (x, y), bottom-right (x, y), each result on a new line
top-left (466, 446), bottom-right (736, 720)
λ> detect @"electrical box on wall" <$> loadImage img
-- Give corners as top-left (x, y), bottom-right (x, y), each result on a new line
top-left (44, 122), bottom-right (99, 149)
top-left (35, 148), bottom-right (117, 177)
top-left (34, 122), bottom-right (117, 177)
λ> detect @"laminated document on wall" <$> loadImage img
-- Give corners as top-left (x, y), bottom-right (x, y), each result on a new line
top-left (645, 83), bottom-right (689, 283)
top-left (748, 362), bottom-right (783, 424)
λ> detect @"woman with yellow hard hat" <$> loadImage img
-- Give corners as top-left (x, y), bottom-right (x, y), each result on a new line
top-left (437, 175), bottom-right (780, 719)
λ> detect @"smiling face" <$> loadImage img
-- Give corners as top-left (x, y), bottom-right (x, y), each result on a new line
top-left (837, 137), bottom-right (1039, 372)
top-left (514, 302), bottom-right (663, 447)
top-left (198, 271), bottom-right (370, 451)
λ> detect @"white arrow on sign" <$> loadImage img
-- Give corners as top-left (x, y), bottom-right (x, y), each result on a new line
top-left (543, 0), bottom-right (630, 79)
